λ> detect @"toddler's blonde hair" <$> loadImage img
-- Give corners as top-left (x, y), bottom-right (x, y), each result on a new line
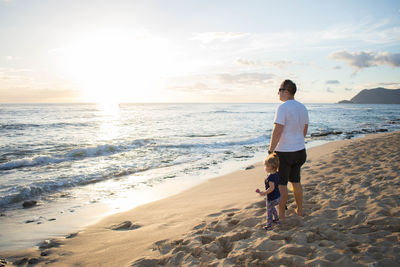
top-left (264, 152), bottom-right (279, 172)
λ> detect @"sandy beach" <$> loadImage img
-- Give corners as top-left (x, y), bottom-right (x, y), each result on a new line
top-left (2, 131), bottom-right (400, 266)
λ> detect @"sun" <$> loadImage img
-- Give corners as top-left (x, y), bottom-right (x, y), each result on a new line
top-left (57, 29), bottom-right (177, 103)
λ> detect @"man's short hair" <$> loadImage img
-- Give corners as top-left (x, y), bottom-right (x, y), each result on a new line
top-left (281, 80), bottom-right (297, 95)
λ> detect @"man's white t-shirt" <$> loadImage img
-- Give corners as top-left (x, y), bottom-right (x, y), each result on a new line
top-left (274, 100), bottom-right (309, 152)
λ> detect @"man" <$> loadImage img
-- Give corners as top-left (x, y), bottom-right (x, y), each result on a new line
top-left (268, 79), bottom-right (309, 219)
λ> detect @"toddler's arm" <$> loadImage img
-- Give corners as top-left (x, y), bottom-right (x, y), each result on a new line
top-left (264, 181), bottom-right (275, 195)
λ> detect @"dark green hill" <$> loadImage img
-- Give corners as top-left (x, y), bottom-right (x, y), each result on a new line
top-left (338, 88), bottom-right (400, 104)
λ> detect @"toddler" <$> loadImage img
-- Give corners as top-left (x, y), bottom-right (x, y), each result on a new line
top-left (256, 152), bottom-right (280, 230)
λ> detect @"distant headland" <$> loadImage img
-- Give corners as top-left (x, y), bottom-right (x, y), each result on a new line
top-left (338, 87), bottom-right (400, 104)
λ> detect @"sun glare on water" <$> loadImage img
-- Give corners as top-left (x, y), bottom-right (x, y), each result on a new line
top-left (57, 29), bottom-right (177, 104)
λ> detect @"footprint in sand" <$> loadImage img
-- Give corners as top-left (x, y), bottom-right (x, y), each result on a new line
top-left (270, 234), bottom-right (286, 241)
top-left (303, 185), bottom-right (315, 193)
top-left (351, 225), bottom-right (374, 235)
top-left (131, 258), bottom-right (160, 266)
top-left (109, 221), bottom-right (142, 231)
top-left (207, 212), bottom-right (222, 218)
top-left (326, 168), bottom-right (342, 175)
top-left (154, 239), bottom-right (168, 247)
top-left (152, 239), bottom-right (174, 255)
top-left (254, 239), bottom-right (285, 251)
top-left (245, 201), bottom-right (265, 210)
top-left (221, 208), bottom-right (240, 213)
top-left (254, 208), bottom-right (265, 216)
top-left (192, 222), bottom-right (206, 230)
top-left (228, 219), bottom-right (240, 226)
top-left (324, 253), bottom-right (343, 262)
top-left (282, 245), bottom-right (314, 257)
top-left (238, 218), bottom-right (259, 228)
top-left (200, 235), bottom-right (215, 245)
top-left (212, 220), bottom-right (233, 233)
top-left (278, 218), bottom-right (304, 230)
top-left (228, 230), bottom-right (252, 242)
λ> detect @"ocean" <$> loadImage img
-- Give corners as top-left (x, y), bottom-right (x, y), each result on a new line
top-left (1, 103), bottom-right (400, 250)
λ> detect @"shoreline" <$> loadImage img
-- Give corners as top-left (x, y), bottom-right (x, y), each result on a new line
top-left (2, 131), bottom-right (400, 266)
top-left (0, 150), bottom-right (269, 252)
top-left (0, 138), bottom-right (330, 252)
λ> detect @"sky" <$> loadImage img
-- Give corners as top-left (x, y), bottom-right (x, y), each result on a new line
top-left (0, 0), bottom-right (399, 103)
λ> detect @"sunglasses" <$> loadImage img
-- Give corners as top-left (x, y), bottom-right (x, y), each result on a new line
top-left (278, 88), bottom-right (286, 94)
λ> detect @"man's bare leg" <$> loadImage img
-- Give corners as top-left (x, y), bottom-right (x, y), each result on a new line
top-left (292, 182), bottom-right (303, 216)
top-left (278, 185), bottom-right (288, 219)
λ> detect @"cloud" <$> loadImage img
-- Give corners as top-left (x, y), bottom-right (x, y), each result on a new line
top-left (326, 80), bottom-right (340, 84)
top-left (218, 72), bottom-right (274, 85)
top-left (0, 67), bottom-right (32, 74)
top-left (376, 82), bottom-right (400, 88)
top-left (330, 50), bottom-right (400, 69)
top-left (192, 32), bottom-right (249, 44)
top-left (168, 82), bottom-right (216, 92)
top-left (236, 58), bottom-right (293, 69)
top-left (376, 52), bottom-right (400, 67)
top-left (344, 88), bottom-right (353, 91)
top-left (0, 87), bottom-right (79, 103)
top-left (0, 68), bottom-right (35, 84)
top-left (192, 20), bottom-right (400, 58)
top-left (167, 72), bottom-right (275, 95)
top-left (0, 67), bottom-right (81, 102)
top-left (333, 66), bottom-right (342, 70)
top-left (326, 88), bottom-right (334, 93)
top-left (320, 20), bottom-right (400, 45)
top-left (358, 82), bottom-right (400, 89)
top-left (236, 58), bottom-right (259, 66)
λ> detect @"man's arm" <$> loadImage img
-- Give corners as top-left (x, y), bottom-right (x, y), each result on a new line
top-left (269, 123), bottom-right (284, 152)
top-left (303, 124), bottom-right (308, 137)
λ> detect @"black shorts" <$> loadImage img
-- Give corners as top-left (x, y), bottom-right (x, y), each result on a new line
top-left (276, 149), bottom-right (307, 185)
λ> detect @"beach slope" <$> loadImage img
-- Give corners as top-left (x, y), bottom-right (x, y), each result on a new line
top-left (3, 131), bottom-right (400, 266)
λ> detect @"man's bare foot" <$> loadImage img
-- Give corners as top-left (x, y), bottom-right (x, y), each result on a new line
top-left (295, 208), bottom-right (304, 217)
